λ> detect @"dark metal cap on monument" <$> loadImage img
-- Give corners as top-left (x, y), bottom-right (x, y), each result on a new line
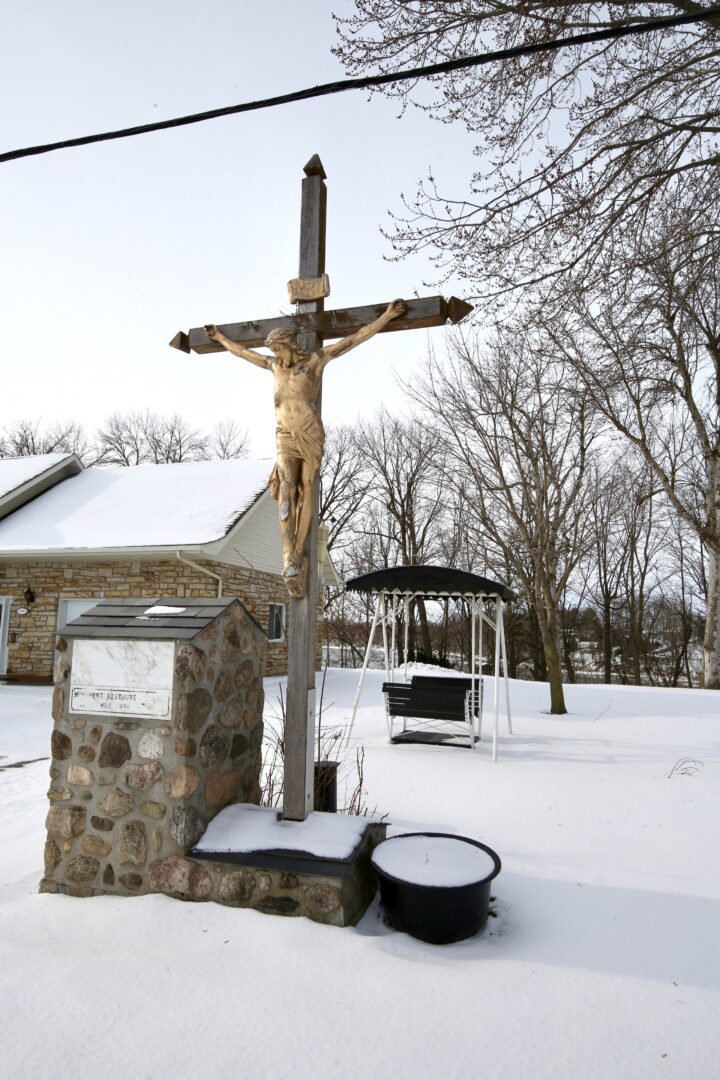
top-left (58, 596), bottom-right (262, 640)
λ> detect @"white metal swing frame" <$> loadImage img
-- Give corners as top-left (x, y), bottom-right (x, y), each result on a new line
top-left (345, 587), bottom-right (512, 761)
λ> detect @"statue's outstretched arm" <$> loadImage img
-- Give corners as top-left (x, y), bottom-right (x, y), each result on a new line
top-left (205, 325), bottom-right (271, 369)
top-left (317, 299), bottom-right (408, 367)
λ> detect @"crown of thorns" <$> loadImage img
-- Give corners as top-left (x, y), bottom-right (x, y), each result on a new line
top-left (265, 328), bottom-right (299, 348)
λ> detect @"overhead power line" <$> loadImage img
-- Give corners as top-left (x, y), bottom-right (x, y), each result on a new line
top-left (2, 6), bottom-right (719, 165)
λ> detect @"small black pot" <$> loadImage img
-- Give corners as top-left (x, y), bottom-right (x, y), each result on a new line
top-left (313, 759), bottom-right (339, 813)
top-left (371, 832), bottom-right (501, 944)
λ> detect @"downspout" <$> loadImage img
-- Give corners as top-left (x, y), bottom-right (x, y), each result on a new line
top-left (175, 551), bottom-right (223, 598)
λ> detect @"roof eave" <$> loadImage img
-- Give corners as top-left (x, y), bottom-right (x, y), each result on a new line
top-left (0, 454), bottom-right (84, 523)
top-left (0, 542), bottom-right (209, 561)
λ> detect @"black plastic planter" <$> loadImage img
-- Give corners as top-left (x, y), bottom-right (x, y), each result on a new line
top-left (371, 832), bottom-right (501, 944)
top-left (313, 760), bottom-right (339, 813)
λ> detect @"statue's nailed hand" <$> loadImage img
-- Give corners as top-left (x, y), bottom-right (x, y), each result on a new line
top-left (204, 323), bottom-right (219, 341)
top-left (387, 299), bottom-right (408, 319)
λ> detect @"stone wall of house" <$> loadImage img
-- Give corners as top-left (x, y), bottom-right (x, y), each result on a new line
top-left (0, 557), bottom-right (322, 680)
top-left (40, 602), bottom-right (266, 899)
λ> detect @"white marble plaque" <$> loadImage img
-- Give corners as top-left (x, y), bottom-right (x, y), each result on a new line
top-left (69, 639), bottom-right (174, 719)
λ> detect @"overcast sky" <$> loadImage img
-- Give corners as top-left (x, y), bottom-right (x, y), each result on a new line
top-left (1, 1), bottom-right (479, 457)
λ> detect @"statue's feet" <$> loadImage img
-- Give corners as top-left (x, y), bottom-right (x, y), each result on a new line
top-left (283, 558), bottom-right (308, 599)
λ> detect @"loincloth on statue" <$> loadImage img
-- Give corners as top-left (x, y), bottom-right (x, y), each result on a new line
top-left (268, 414), bottom-right (325, 501)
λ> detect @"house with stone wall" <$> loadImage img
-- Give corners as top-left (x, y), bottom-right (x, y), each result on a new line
top-left (0, 454), bottom-right (336, 682)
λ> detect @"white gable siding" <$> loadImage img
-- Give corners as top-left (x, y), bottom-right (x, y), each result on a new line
top-left (211, 490), bottom-right (284, 575)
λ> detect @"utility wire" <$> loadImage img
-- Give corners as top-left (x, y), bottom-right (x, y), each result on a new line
top-left (2, 6), bottom-right (719, 164)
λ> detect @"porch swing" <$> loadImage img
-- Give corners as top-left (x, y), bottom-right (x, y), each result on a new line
top-left (343, 565), bottom-right (515, 760)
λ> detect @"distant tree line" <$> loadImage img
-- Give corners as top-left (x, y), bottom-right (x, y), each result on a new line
top-left (319, 377), bottom-right (706, 706)
top-left (1, 401), bottom-right (708, 702)
top-left (0, 413), bottom-right (249, 466)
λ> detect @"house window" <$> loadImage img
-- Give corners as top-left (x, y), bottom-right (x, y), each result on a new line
top-left (268, 603), bottom-right (286, 643)
top-left (57, 598), bottom-right (100, 631)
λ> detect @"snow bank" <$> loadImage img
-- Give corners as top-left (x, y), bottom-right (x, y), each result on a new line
top-left (1, 670), bottom-right (719, 1080)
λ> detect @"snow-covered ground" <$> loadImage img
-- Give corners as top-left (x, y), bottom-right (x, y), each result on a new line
top-left (1, 670), bottom-right (718, 1080)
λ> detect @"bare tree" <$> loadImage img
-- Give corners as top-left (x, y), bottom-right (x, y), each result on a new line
top-left (355, 408), bottom-right (448, 661)
top-left (358, 409), bottom-right (446, 560)
top-left (95, 411), bottom-right (151, 466)
top-left (545, 205), bottom-right (720, 687)
top-left (413, 331), bottom-right (599, 712)
top-left (649, 516), bottom-right (703, 687)
top-left (613, 466), bottom-right (671, 685)
top-left (95, 410), bottom-right (210, 465)
top-left (581, 466), bottom-right (702, 687)
top-left (333, 2), bottom-right (720, 300)
top-left (319, 424), bottom-right (372, 554)
top-left (581, 451), bottom-right (679, 685)
top-left (0, 418), bottom-right (96, 464)
top-left (144, 413), bottom-right (209, 464)
top-left (202, 420), bottom-right (250, 461)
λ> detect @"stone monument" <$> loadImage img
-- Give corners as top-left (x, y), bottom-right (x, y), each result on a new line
top-left (42, 597), bottom-right (385, 925)
top-left (41, 597), bottom-right (265, 898)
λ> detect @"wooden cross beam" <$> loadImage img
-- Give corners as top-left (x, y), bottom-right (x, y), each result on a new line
top-left (170, 154), bottom-right (472, 823)
top-left (169, 295), bottom-right (472, 355)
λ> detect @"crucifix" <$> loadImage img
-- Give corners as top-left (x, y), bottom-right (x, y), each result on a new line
top-left (170, 154), bottom-right (472, 821)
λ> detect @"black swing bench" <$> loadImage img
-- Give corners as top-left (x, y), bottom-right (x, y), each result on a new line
top-left (382, 675), bottom-right (483, 749)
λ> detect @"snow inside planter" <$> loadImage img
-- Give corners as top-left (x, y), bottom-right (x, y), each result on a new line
top-left (371, 832), bottom-right (501, 944)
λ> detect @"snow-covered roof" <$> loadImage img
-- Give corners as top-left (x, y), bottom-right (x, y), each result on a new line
top-left (0, 458), bottom-right (273, 552)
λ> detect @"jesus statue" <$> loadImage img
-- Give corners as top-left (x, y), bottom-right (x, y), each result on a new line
top-left (205, 298), bottom-right (407, 595)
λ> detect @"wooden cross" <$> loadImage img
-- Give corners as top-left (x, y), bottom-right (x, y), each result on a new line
top-left (170, 154), bottom-right (472, 822)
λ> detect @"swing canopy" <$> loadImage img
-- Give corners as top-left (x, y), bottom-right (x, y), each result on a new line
top-left (345, 564), bottom-right (516, 603)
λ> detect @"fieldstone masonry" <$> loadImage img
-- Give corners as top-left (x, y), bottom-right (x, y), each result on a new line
top-left (187, 823), bottom-right (386, 927)
top-left (40, 598), bottom-right (266, 899)
top-left (0, 556), bottom-right (315, 680)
